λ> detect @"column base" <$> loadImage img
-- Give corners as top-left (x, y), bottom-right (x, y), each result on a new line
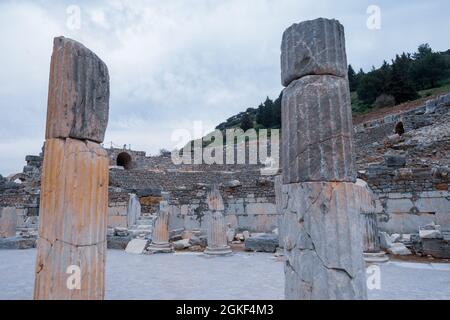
top-left (363, 252), bottom-right (389, 263)
top-left (146, 242), bottom-right (173, 254)
top-left (204, 246), bottom-right (232, 256)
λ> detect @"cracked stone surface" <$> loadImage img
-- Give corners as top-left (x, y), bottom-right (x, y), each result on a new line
top-left (0, 207), bottom-right (17, 238)
top-left (280, 18), bottom-right (347, 87)
top-left (281, 75), bottom-right (355, 183)
top-left (281, 182), bottom-right (367, 299)
top-left (46, 37), bottom-right (109, 143)
top-left (34, 138), bottom-right (109, 300)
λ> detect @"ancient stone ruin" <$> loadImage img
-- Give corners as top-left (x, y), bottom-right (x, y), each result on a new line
top-left (204, 185), bottom-right (232, 256)
top-left (0, 16), bottom-right (449, 301)
top-left (33, 37), bottom-right (110, 300)
top-left (147, 201), bottom-right (173, 253)
top-left (280, 18), bottom-right (367, 299)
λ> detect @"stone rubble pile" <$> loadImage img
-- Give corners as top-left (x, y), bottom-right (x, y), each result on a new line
top-left (379, 222), bottom-right (450, 259)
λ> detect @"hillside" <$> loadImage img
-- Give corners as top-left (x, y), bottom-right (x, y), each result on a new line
top-left (214, 44), bottom-right (450, 133)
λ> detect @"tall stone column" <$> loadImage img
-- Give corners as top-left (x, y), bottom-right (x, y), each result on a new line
top-left (204, 185), bottom-right (232, 256)
top-left (34, 37), bottom-right (110, 300)
top-left (147, 201), bottom-right (173, 253)
top-left (280, 18), bottom-right (367, 299)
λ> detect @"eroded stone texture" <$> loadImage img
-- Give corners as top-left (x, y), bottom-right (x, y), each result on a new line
top-left (34, 138), bottom-right (109, 300)
top-left (127, 194), bottom-right (141, 228)
top-left (205, 211), bottom-right (232, 256)
top-left (147, 201), bottom-right (173, 253)
top-left (207, 184), bottom-right (225, 211)
top-left (281, 75), bottom-right (356, 183)
top-left (46, 37), bottom-right (109, 143)
top-left (281, 18), bottom-right (347, 87)
top-left (205, 186), bottom-right (232, 256)
top-left (0, 207), bottom-right (17, 238)
top-left (282, 182), bottom-right (367, 300)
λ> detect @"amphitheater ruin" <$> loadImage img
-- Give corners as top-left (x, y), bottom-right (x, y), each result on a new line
top-left (0, 17), bottom-right (449, 300)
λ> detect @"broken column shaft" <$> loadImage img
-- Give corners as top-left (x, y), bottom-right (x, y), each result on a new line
top-left (147, 201), bottom-right (173, 253)
top-left (204, 185), bottom-right (232, 256)
top-left (355, 180), bottom-right (389, 263)
top-left (34, 37), bottom-right (110, 300)
top-left (280, 18), bottom-right (367, 299)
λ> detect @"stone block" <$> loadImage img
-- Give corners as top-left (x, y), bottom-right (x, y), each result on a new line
top-left (38, 138), bottom-right (109, 246)
top-left (0, 236), bottom-right (36, 249)
top-left (107, 235), bottom-right (131, 250)
top-left (281, 18), bottom-right (347, 86)
top-left (46, 37), bottom-right (109, 143)
top-left (281, 181), bottom-right (367, 299)
top-left (245, 203), bottom-right (277, 215)
top-left (125, 239), bottom-right (148, 254)
top-left (384, 154), bottom-right (406, 168)
top-left (0, 207), bottom-right (17, 238)
top-left (244, 234), bottom-right (278, 253)
top-left (422, 238), bottom-right (450, 259)
top-left (419, 229), bottom-right (443, 239)
top-left (387, 243), bottom-right (412, 256)
top-left (282, 75), bottom-right (355, 183)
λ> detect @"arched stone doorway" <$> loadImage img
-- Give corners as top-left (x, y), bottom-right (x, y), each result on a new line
top-left (117, 152), bottom-right (132, 169)
top-left (394, 121), bottom-right (405, 135)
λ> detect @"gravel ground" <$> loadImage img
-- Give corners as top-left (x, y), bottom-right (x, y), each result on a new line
top-left (1, 249), bottom-right (449, 300)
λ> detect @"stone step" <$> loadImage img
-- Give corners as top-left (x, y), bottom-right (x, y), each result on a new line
top-left (130, 224), bottom-right (153, 231)
top-left (136, 218), bottom-right (154, 225)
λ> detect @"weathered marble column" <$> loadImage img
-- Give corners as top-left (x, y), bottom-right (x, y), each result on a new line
top-left (355, 180), bottom-right (389, 263)
top-left (362, 213), bottom-right (381, 252)
top-left (34, 37), bottom-right (110, 300)
top-left (204, 185), bottom-right (232, 256)
top-left (0, 207), bottom-right (17, 238)
top-left (147, 201), bottom-right (173, 253)
top-left (280, 18), bottom-right (367, 299)
top-left (127, 194), bottom-right (141, 228)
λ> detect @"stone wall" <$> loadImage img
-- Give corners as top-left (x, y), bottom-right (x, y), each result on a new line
top-left (356, 93), bottom-right (450, 233)
top-left (1, 93), bottom-right (449, 237)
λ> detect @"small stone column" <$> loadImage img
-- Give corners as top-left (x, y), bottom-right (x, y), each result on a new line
top-left (362, 213), bottom-right (381, 252)
top-left (356, 180), bottom-right (389, 263)
top-left (204, 185), bottom-right (232, 256)
top-left (363, 217), bottom-right (389, 263)
top-left (127, 194), bottom-right (141, 228)
top-left (280, 18), bottom-right (367, 299)
top-left (0, 207), bottom-right (17, 238)
top-left (147, 201), bottom-right (173, 253)
top-left (34, 37), bottom-right (110, 300)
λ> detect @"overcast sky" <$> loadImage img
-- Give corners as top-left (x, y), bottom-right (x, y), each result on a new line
top-left (0, 0), bottom-right (449, 175)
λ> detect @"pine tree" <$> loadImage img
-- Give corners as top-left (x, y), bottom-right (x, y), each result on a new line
top-left (390, 53), bottom-right (418, 103)
top-left (240, 113), bottom-right (254, 131)
top-left (348, 64), bottom-right (358, 92)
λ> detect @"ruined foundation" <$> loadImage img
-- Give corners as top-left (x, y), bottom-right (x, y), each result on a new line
top-left (280, 18), bottom-right (367, 299)
top-left (34, 37), bottom-right (110, 300)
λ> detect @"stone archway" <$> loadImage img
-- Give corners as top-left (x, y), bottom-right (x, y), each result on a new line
top-left (117, 152), bottom-right (132, 169)
top-left (395, 121), bottom-right (405, 135)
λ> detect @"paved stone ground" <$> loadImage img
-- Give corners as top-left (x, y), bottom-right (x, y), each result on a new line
top-left (0, 249), bottom-right (449, 300)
